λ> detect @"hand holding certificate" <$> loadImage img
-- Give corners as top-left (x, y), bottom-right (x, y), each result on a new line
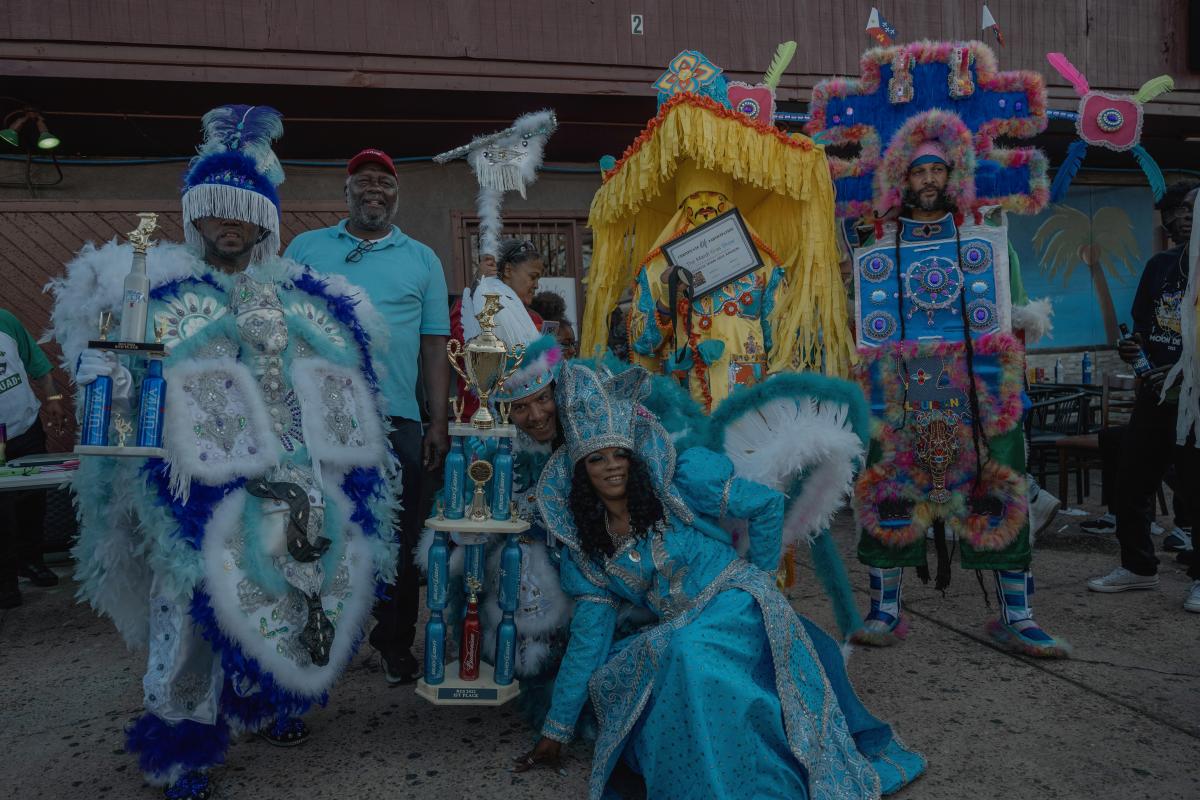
top-left (661, 208), bottom-right (763, 299)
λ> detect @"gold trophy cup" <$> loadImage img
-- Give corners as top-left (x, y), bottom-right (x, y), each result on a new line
top-left (447, 294), bottom-right (526, 429)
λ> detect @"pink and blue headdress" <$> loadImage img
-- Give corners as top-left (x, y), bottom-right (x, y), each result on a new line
top-left (181, 104), bottom-right (285, 263)
top-left (493, 333), bottom-right (563, 405)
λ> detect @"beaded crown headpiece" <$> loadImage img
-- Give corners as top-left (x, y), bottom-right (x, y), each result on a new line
top-left (557, 362), bottom-right (650, 465)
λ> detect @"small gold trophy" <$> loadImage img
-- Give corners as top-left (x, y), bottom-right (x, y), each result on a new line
top-left (97, 310), bottom-right (114, 342)
top-left (466, 459), bottom-right (494, 521)
top-left (113, 415), bottom-right (133, 448)
top-left (447, 294), bottom-right (526, 429)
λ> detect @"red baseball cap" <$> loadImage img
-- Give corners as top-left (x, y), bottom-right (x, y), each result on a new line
top-left (347, 148), bottom-right (397, 177)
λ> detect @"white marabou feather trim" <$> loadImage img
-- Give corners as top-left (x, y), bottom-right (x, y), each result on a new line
top-left (162, 357), bottom-right (278, 500)
top-left (45, 240), bottom-right (202, 373)
top-left (200, 490), bottom-right (380, 699)
top-left (1011, 298), bottom-right (1054, 344)
top-left (722, 396), bottom-right (864, 545)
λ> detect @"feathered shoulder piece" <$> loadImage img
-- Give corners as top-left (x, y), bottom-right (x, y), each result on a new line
top-left (45, 240), bottom-right (201, 371)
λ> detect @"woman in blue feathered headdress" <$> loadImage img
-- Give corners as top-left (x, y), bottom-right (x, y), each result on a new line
top-left (512, 361), bottom-right (927, 799)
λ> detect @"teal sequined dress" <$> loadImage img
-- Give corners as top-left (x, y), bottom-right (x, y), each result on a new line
top-left (537, 446), bottom-right (918, 800)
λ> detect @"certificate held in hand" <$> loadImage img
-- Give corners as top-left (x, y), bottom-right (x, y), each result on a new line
top-left (662, 208), bottom-right (763, 300)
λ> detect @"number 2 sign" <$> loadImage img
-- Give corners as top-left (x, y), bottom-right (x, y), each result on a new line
top-left (631, 14), bottom-right (644, 35)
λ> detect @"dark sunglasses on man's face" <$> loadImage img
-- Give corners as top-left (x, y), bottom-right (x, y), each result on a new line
top-left (346, 239), bottom-right (378, 263)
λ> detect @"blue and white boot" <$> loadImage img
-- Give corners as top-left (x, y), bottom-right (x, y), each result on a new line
top-left (851, 567), bottom-right (910, 646)
top-left (986, 569), bottom-right (1071, 658)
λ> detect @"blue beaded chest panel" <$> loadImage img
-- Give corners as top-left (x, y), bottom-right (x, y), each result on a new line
top-left (854, 217), bottom-right (1012, 349)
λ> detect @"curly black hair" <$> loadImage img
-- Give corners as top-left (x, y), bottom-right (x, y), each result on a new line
top-left (569, 453), bottom-right (664, 560)
top-left (1156, 179), bottom-right (1200, 216)
top-left (530, 290), bottom-right (567, 322)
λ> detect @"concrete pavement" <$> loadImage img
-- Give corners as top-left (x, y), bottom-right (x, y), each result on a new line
top-left (1, 502), bottom-right (1197, 800)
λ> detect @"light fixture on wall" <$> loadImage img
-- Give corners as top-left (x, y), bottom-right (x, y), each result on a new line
top-left (0, 102), bottom-right (65, 194)
top-left (1, 109), bottom-right (59, 150)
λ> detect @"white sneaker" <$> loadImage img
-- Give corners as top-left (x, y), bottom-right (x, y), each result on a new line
top-left (1086, 566), bottom-right (1159, 593)
top-left (1150, 521), bottom-right (1165, 536)
top-left (1186, 582), bottom-right (1200, 613)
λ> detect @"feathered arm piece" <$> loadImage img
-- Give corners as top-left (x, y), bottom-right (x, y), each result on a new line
top-left (1133, 74), bottom-right (1174, 105)
top-left (762, 41), bottom-right (797, 90)
top-left (1050, 139), bottom-right (1088, 203)
top-left (1131, 144), bottom-right (1167, 201)
top-left (1046, 53), bottom-right (1090, 97)
top-left (194, 105), bottom-right (285, 186)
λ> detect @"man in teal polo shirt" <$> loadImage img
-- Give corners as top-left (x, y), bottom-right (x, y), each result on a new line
top-left (285, 148), bottom-right (450, 684)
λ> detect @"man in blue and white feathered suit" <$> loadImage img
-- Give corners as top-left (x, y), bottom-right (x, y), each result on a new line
top-left (48, 106), bottom-right (399, 800)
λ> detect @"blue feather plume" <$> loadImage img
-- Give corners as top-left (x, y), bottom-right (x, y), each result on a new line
top-left (1050, 139), bottom-right (1088, 202)
top-left (126, 712), bottom-right (231, 779)
top-left (194, 104), bottom-right (285, 186)
top-left (1130, 144), bottom-right (1167, 201)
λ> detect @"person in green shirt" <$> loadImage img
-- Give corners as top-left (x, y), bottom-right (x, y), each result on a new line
top-left (0, 308), bottom-right (69, 608)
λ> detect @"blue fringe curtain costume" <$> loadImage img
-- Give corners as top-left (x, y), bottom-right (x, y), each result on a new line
top-left (48, 106), bottom-right (398, 792)
top-left (534, 363), bottom-right (924, 799)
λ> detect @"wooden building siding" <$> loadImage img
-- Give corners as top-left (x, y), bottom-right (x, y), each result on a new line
top-left (3, 1), bottom-right (1198, 113)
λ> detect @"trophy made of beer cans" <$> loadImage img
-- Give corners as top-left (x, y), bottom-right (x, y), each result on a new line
top-left (416, 295), bottom-right (529, 707)
top-left (75, 213), bottom-right (169, 458)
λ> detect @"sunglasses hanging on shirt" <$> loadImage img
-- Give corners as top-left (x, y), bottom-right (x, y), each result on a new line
top-left (345, 239), bottom-right (378, 263)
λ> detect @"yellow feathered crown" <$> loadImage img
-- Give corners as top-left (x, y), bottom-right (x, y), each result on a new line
top-left (582, 93), bottom-right (852, 376)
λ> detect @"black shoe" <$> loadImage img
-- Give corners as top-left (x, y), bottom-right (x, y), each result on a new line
top-left (18, 563), bottom-right (59, 587)
top-left (381, 653), bottom-right (421, 686)
top-left (0, 585), bottom-right (21, 609)
top-left (258, 717), bottom-right (311, 747)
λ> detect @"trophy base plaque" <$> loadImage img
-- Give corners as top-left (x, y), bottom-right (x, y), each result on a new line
top-left (87, 340), bottom-right (166, 356)
top-left (74, 444), bottom-right (167, 459)
top-left (448, 422), bottom-right (516, 439)
top-left (416, 661), bottom-right (520, 707)
top-left (425, 516), bottom-right (529, 535)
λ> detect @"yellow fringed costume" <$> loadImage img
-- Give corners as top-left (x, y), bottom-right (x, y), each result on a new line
top-left (582, 93), bottom-right (851, 411)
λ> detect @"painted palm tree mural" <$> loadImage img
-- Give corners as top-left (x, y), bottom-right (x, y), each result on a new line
top-left (1032, 204), bottom-right (1141, 342)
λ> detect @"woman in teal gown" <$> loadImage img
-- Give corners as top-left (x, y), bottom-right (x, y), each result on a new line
top-left (514, 363), bottom-right (925, 800)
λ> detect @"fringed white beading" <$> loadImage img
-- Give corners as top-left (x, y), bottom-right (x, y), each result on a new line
top-left (182, 183), bottom-right (281, 263)
top-left (459, 109), bottom-right (556, 256)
